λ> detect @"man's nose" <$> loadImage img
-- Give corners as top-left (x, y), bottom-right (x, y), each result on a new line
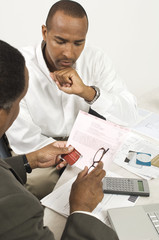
top-left (62, 43), bottom-right (74, 59)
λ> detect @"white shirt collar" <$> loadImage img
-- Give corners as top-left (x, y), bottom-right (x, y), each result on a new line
top-left (36, 41), bottom-right (53, 83)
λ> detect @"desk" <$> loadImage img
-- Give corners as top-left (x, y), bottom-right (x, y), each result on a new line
top-left (43, 95), bottom-right (159, 239)
top-left (43, 161), bottom-right (159, 240)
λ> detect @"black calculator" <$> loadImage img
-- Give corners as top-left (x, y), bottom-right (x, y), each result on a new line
top-left (103, 177), bottom-right (150, 196)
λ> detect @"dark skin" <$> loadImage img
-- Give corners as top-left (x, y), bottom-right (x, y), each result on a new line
top-left (70, 161), bottom-right (106, 213)
top-left (42, 10), bottom-right (96, 102)
top-left (26, 141), bottom-right (74, 170)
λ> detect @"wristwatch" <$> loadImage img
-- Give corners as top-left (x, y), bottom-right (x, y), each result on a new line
top-left (85, 86), bottom-right (100, 105)
top-left (22, 155), bottom-right (32, 173)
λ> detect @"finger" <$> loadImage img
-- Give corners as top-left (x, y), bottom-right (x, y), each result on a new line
top-left (90, 165), bottom-right (106, 182)
top-left (56, 160), bottom-right (67, 170)
top-left (76, 166), bottom-right (88, 180)
top-left (50, 71), bottom-right (63, 86)
top-left (50, 72), bottom-right (54, 80)
top-left (55, 154), bottom-right (62, 164)
top-left (97, 169), bottom-right (106, 181)
top-left (50, 72), bottom-right (59, 84)
top-left (55, 72), bottom-right (72, 85)
top-left (65, 83), bottom-right (72, 87)
top-left (51, 144), bottom-right (74, 155)
top-left (55, 154), bottom-right (67, 167)
top-left (89, 169), bottom-right (106, 184)
top-left (55, 80), bottom-right (62, 89)
top-left (90, 161), bottom-right (103, 175)
top-left (58, 85), bottom-right (72, 93)
top-left (96, 161), bottom-right (104, 169)
top-left (56, 74), bottom-right (65, 85)
top-left (53, 141), bottom-right (67, 148)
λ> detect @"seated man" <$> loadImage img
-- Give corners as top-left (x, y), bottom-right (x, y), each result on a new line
top-left (6, 0), bottom-right (137, 198)
top-left (0, 39), bottom-right (118, 240)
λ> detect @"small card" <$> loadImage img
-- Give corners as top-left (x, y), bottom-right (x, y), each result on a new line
top-left (136, 152), bottom-right (151, 166)
top-left (61, 148), bottom-right (82, 165)
top-left (151, 154), bottom-right (159, 168)
top-left (125, 150), bottom-right (151, 167)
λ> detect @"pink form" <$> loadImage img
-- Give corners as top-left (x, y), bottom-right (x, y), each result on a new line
top-left (67, 110), bottom-right (130, 171)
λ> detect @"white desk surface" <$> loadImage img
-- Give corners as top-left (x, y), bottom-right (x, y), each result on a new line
top-left (43, 161), bottom-right (159, 240)
top-left (43, 91), bottom-right (159, 240)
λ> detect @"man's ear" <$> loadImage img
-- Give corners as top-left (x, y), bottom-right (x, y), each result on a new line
top-left (0, 108), bottom-right (9, 122)
top-left (0, 108), bottom-right (8, 138)
top-left (42, 25), bottom-right (48, 42)
top-left (0, 108), bottom-right (7, 117)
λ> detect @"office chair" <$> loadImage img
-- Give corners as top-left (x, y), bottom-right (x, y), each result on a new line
top-left (89, 107), bottom-right (106, 120)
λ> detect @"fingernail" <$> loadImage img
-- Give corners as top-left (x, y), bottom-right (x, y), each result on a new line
top-left (56, 165), bottom-right (60, 170)
top-left (59, 163), bottom-right (65, 168)
top-left (68, 145), bottom-right (73, 151)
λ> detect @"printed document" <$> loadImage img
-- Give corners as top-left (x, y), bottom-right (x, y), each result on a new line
top-left (66, 110), bottom-right (129, 171)
top-left (133, 108), bottom-right (159, 141)
top-left (114, 132), bottom-right (159, 179)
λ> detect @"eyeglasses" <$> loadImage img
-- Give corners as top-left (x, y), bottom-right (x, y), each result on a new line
top-left (88, 147), bottom-right (109, 171)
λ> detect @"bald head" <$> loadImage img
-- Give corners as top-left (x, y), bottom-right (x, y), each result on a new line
top-left (46, 0), bottom-right (88, 31)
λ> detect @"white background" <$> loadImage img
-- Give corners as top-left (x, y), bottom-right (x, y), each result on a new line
top-left (0, 0), bottom-right (159, 100)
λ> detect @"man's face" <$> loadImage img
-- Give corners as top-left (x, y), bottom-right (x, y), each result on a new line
top-left (42, 11), bottom-right (88, 72)
top-left (0, 67), bottom-right (29, 138)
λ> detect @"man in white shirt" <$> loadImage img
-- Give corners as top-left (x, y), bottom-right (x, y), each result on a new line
top-left (6, 0), bottom-right (137, 199)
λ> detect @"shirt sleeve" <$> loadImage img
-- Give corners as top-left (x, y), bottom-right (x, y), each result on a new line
top-left (86, 48), bottom-right (138, 126)
top-left (6, 99), bottom-right (55, 154)
top-left (71, 210), bottom-right (100, 219)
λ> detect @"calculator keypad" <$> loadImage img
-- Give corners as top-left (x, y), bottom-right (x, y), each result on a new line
top-left (105, 178), bottom-right (134, 191)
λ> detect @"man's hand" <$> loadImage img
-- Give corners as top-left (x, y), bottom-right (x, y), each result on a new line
top-left (69, 161), bottom-right (106, 213)
top-left (50, 67), bottom-right (96, 101)
top-left (26, 141), bottom-right (74, 169)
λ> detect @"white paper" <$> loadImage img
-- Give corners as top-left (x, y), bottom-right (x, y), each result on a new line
top-left (41, 171), bottom-right (137, 224)
top-left (133, 108), bottom-right (159, 141)
top-left (114, 132), bottom-right (159, 179)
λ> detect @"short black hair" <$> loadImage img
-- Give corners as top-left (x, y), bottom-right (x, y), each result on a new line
top-left (0, 40), bottom-right (25, 110)
top-left (46, 0), bottom-right (88, 31)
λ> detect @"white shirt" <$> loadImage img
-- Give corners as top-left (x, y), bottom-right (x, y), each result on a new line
top-left (6, 42), bottom-right (137, 154)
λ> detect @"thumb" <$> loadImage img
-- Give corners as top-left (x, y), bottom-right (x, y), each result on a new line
top-left (53, 145), bottom-right (74, 155)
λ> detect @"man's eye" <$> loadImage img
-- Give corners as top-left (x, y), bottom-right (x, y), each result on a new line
top-left (56, 40), bottom-right (65, 45)
top-left (74, 42), bottom-right (83, 46)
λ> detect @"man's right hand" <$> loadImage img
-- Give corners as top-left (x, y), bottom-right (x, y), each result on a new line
top-left (69, 161), bottom-right (106, 213)
top-left (50, 68), bottom-right (96, 102)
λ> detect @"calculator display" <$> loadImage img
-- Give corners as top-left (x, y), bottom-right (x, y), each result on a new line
top-left (138, 180), bottom-right (144, 191)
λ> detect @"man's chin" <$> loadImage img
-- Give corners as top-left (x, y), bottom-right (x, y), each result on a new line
top-left (57, 65), bottom-right (72, 70)
top-left (55, 61), bottom-right (75, 70)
